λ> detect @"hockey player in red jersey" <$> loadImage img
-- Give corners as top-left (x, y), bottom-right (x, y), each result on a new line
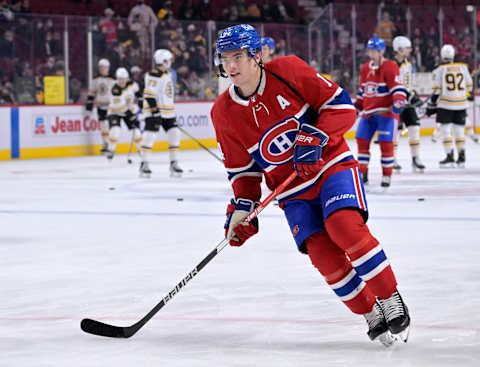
top-left (211, 24), bottom-right (410, 346)
top-left (355, 38), bottom-right (407, 188)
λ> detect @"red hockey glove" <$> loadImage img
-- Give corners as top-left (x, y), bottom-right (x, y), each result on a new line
top-left (293, 123), bottom-right (329, 179)
top-left (224, 198), bottom-right (259, 247)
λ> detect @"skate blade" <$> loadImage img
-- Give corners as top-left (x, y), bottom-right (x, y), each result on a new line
top-left (139, 172), bottom-right (151, 178)
top-left (412, 166), bottom-right (425, 173)
top-left (439, 163), bottom-right (455, 169)
top-left (378, 331), bottom-right (396, 348)
top-left (392, 326), bottom-right (410, 343)
top-left (457, 163), bottom-right (465, 168)
top-left (170, 171), bottom-right (182, 178)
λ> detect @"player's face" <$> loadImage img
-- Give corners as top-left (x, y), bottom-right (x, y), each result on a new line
top-left (99, 66), bottom-right (109, 76)
top-left (220, 49), bottom-right (258, 87)
top-left (367, 49), bottom-right (382, 64)
top-left (118, 77), bottom-right (128, 88)
top-left (400, 47), bottom-right (412, 58)
top-left (261, 45), bottom-right (271, 57)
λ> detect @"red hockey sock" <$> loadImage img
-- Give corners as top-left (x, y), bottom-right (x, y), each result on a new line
top-left (325, 209), bottom-right (397, 300)
top-left (306, 231), bottom-right (376, 314)
top-left (379, 140), bottom-right (394, 177)
top-left (356, 138), bottom-right (370, 175)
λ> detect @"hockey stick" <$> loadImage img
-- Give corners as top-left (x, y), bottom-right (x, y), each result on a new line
top-left (80, 171), bottom-right (297, 338)
top-left (177, 126), bottom-right (223, 163)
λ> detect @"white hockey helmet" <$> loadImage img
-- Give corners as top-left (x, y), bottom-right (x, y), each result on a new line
top-left (115, 67), bottom-right (129, 79)
top-left (393, 36), bottom-right (411, 52)
top-left (98, 58), bottom-right (110, 68)
top-left (441, 44), bottom-right (455, 60)
top-left (154, 49), bottom-right (173, 66)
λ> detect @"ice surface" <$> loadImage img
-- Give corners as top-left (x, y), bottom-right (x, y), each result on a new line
top-left (1, 137), bottom-right (479, 366)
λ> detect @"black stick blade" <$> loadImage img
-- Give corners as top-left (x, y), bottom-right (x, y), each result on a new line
top-left (81, 318), bottom-right (130, 338)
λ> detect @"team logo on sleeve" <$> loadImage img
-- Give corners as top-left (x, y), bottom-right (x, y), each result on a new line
top-left (259, 118), bottom-right (299, 164)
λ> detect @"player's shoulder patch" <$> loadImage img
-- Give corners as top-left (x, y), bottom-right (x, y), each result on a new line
top-left (149, 68), bottom-right (164, 78)
top-left (111, 84), bottom-right (122, 95)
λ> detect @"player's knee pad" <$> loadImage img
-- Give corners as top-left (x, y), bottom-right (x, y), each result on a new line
top-left (145, 117), bottom-right (161, 132)
top-left (167, 127), bottom-right (180, 149)
top-left (440, 123), bottom-right (452, 138)
top-left (453, 124), bottom-right (465, 139)
top-left (325, 209), bottom-right (377, 258)
top-left (100, 120), bottom-right (109, 133)
top-left (141, 130), bottom-right (156, 150)
top-left (134, 128), bottom-right (142, 143)
top-left (407, 125), bottom-right (420, 141)
top-left (108, 126), bottom-right (121, 142)
top-left (306, 231), bottom-right (351, 281)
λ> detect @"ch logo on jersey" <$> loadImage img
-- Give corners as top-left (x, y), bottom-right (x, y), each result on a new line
top-left (259, 118), bottom-right (299, 164)
top-left (364, 82), bottom-right (378, 97)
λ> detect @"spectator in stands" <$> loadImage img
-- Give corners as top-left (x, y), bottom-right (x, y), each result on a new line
top-left (423, 40), bottom-right (439, 72)
top-left (260, 2), bottom-right (273, 22)
top-left (0, 30), bottom-right (15, 59)
top-left (375, 11), bottom-right (395, 55)
top-left (0, 81), bottom-right (15, 104)
top-left (128, 0), bottom-right (157, 59)
top-left (157, 0), bottom-right (174, 21)
top-left (443, 26), bottom-right (460, 50)
top-left (37, 56), bottom-right (58, 79)
top-left (246, 3), bottom-right (261, 22)
top-left (0, 0), bottom-right (14, 25)
top-left (100, 8), bottom-right (118, 47)
top-left (271, 0), bottom-right (295, 23)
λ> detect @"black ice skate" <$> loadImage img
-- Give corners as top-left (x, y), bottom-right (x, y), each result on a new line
top-left (100, 143), bottom-right (109, 155)
top-left (439, 152), bottom-right (455, 168)
top-left (105, 149), bottom-right (115, 160)
top-left (411, 157), bottom-right (425, 172)
top-left (456, 150), bottom-right (465, 168)
top-left (364, 301), bottom-right (395, 347)
top-left (170, 160), bottom-right (183, 178)
top-left (378, 290), bottom-right (410, 343)
top-left (139, 161), bottom-right (152, 178)
top-left (380, 175), bottom-right (391, 188)
top-left (361, 171), bottom-right (368, 185)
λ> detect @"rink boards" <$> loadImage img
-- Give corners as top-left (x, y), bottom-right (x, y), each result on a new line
top-left (0, 102), bottom-right (217, 160)
top-left (0, 101), bottom-right (477, 160)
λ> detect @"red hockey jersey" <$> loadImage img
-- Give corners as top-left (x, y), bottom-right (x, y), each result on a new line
top-left (211, 55), bottom-right (357, 203)
top-left (356, 59), bottom-right (407, 118)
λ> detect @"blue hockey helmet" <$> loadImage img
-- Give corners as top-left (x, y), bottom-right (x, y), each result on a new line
top-left (261, 37), bottom-right (275, 50)
top-left (216, 24), bottom-right (261, 59)
top-left (366, 37), bottom-right (386, 51)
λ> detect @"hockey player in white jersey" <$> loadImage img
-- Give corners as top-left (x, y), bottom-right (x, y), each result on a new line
top-left (86, 59), bottom-right (115, 154)
top-left (428, 44), bottom-right (473, 167)
top-left (392, 36), bottom-right (425, 172)
top-left (105, 67), bottom-right (142, 160)
top-left (139, 49), bottom-right (182, 178)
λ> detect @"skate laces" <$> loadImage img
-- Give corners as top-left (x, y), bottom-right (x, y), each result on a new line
top-left (365, 302), bottom-right (384, 329)
top-left (380, 291), bottom-right (404, 321)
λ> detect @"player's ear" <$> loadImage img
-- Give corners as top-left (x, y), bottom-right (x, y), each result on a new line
top-left (254, 51), bottom-right (262, 64)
